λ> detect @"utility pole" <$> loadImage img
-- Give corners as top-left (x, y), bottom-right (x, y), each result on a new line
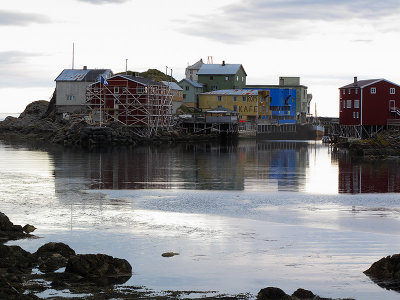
top-left (125, 59), bottom-right (128, 75)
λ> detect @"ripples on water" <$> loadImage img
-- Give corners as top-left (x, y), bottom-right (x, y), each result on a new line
top-left (1, 139), bottom-right (400, 299)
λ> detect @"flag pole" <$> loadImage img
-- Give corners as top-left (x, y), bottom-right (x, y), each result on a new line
top-left (100, 78), bottom-right (102, 127)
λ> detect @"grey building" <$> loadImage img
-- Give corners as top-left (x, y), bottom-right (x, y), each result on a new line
top-left (247, 77), bottom-right (311, 123)
top-left (178, 78), bottom-right (204, 108)
top-left (55, 67), bottom-right (113, 113)
top-left (185, 59), bottom-right (204, 82)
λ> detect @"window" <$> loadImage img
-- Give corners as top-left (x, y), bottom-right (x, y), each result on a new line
top-left (347, 100), bottom-right (352, 108)
top-left (348, 89), bottom-right (351, 94)
top-left (343, 100), bottom-right (345, 109)
top-left (353, 112), bottom-right (356, 118)
top-left (183, 94), bottom-right (186, 99)
top-left (357, 112), bottom-right (359, 118)
top-left (390, 88), bottom-right (395, 94)
top-left (211, 86), bottom-right (218, 90)
top-left (354, 100), bottom-right (360, 108)
top-left (371, 87), bottom-right (376, 94)
top-left (233, 105), bottom-right (237, 112)
top-left (242, 96), bottom-right (246, 102)
top-left (185, 86), bottom-right (189, 91)
top-left (343, 90), bottom-right (346, 95)
top-left (237, 76), bottom-right (239, 81)
top-left (210, 76), bottom-right (214, 80)
top-left (114, 87), bottom-right (119, 94)
top-left (217, 96), bottom-right (222, 101)
top-left (66, 95), bottom-right (75, 101)
top-left (242, 77), bottom-right (244, 82)
top-left (137, 86), bottom-right (145, 93)
top-left (225, 76), bottom-right (229, 81)
top-left (355, 89), bottom-right (358, 94)
top-left (233, 96), bottom-right (238, 102)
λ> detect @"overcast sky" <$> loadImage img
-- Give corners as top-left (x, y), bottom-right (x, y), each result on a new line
top-left (1, 0), bottom-right (400, 116)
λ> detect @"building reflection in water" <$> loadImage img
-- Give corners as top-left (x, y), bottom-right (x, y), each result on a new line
top-left (51, 140), bottom-right (312, 193)
top-left (336, 152), bottom-right (400, 193)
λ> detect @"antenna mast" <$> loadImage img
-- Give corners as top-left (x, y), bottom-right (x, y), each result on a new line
top-left (72, 43), bottom-right (75, 69)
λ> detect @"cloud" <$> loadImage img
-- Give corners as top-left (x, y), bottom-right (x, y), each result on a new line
top-left (0, 51), bottom-right (49, 88)
top-left (178, 0), bottom-right (400, 42)
top-left (77, 0), bottom-right (130, 4)
top-left (0, 10), bottom-right (51, 26)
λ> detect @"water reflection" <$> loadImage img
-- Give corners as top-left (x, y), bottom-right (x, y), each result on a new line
top-left (49, 140), bottom-right (315, 193)
top-left (336, 152), bottom-right (400, 193)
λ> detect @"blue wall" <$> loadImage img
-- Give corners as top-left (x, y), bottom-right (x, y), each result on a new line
top-left (245, 88), bottom-right (297, 124)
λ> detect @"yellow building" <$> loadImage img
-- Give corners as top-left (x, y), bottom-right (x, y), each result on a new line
top-left (199, 89), bottom-right (270, 122)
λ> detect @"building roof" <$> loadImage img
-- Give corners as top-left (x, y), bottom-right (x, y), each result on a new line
top-left (55, 69), bottom-right (112, 82)
top-left (179, 78), bottom-right (203, 88)
top-left (161, 81), bottom-right (183, 91)
top-left (197, 63), bottom-right (246, 76)
top-left (202, 89), bottom-right (259, 96)
top-left (339, 78), bottom-right (400, 89)
top-left (187, 59), bottom-right (204, 70)
top-left (246, 84), bottom-right (306, 89)
top-left (117, 75), bottom-right (163, 86)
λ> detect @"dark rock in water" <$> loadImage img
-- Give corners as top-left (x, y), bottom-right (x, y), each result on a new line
top-left (0, 212), bottom-right (31, 241)
top-left (34, 242), bottom-right (76, 273)
top-left (22, 224), bottom-right (36, 234)
top-left (65, 254), bottom-right (132, 278)
top-left (291, 288), bottom-right (315, 299)
top-left (0, 244), bottom-right (37, 273)
top-left (257, 287), bottom-right (292, 300)
top-left (161, 252), bottom-right (179, 257)
top-left (364, 254), bottom-right (400, 291)
top-left (35, 242), bottom-right (76, 259)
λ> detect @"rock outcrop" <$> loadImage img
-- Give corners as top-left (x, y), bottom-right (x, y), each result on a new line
top-left (34, 242), bottom-right (76, 273)
top-left (0, 212), bottom-right (33, 241)
top-left (364, 254), bottom-right (400, 291)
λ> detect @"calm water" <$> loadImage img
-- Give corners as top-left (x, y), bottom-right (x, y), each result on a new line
top-left (1, 138), bottom-right (400, 299)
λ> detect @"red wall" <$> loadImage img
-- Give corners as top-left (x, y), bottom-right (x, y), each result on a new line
top-left (339, 80), bottom-right (400, 125)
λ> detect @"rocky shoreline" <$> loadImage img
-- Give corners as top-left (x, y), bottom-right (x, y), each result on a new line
top-left (0, 100), bottom-right (220, 148)
top-left (5, 211), bottom-right (396, 299)
top-left (335, 130), bottom-right (400, 159)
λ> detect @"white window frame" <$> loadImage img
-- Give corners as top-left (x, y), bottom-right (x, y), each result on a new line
top-left (354, 100), bottom-right (360, 109)
top-left (225, 76), bottom-right (229, 81)
top-left (343, 100), bottom-right (345, 109)
top-left (348, 89), bottom-right (351, 94)
top-left (371, 87), bottom-right (376, 94)
top-left (355, 89), bottom-right (358, 94)
top-left (390, 88), bottom-right (395, 94)
top-left (242, 96), bottom-right (246, 102)
top-left (114, 87), bottom-right (119, 94)
top-left (66, 95), bottom-right (75, 101)
top-left (233, 96), bottom-right (238, 102)
top-left (353, 112), bottom-right (356, 118)
top-left (389, 100), bottom-right (396, 112)
top-left (347, 100), bottom-right (352, 108)
top-left (137, 86), bottom-right (145, 93)
top-left (217, 96), bottom-right (222, 101)
top-left (357, 112), bottom-right (359, 118)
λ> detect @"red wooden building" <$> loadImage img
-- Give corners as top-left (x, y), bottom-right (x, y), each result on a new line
top-left (339, 77), bottom-right (400, 137)
top-left (86, 75), bottom-right (173, 137)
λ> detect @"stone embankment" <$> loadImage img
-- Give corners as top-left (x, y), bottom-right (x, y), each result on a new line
top-left (335, 130), bottom-right (400, 158)
top-left (0, 100), bottom-right (217, 147)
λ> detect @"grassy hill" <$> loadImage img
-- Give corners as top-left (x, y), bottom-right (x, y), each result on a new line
top-left (116, 69), bottom-right (177, 83)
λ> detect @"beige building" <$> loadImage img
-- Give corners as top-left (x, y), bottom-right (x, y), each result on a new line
top-left (199, 89), bottom-right (269, 122)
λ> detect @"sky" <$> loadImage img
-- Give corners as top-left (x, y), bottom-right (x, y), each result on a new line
top-left (1, 0), bottom-right (400, 117)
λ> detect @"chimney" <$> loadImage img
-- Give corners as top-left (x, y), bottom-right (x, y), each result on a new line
top-left (353, 76), bottom-right (358, 86)
top-left (222, 60), bottom-right (225, 66)
top-left (83, 66), bottom-right (87, 70)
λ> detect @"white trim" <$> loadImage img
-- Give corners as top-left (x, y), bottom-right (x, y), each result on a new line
top-left (361, 87), bottom-right (363, 125)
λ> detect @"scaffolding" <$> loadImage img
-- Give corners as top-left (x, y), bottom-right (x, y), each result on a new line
top-left (86, 77), bottom-right (173, 137)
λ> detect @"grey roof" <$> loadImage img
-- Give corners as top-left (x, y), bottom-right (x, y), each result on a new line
top-left (55, 69), bottom-right (112, 82)
top-left (197, 64), bottom-right (246, 76)
top-left (187, 59), bottom-right (204, 70)
top-left (179, 78), bottom-right (203, 88)
top-left (340, 79), bottom-right (384, 89)
top-left (161, 81), bottom-right (183, 91)
top-left (202, 89), bottom-right (259, 96)
top-left (119, 75), bottom-right (163, 86)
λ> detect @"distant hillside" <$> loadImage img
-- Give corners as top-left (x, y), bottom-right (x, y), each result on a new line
top-left (116, 69), bottom-right (177, 83)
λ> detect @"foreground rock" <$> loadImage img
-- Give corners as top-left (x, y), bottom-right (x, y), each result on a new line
top-left (257, 287), bottom-right (353, 300)
top-left (0, 212), bottom-right (33, 242)
top-left (34, 242), bottom-right (76, 273)
top-left (364, 254), bottom-right (400, 291)
top-left (65, 253), bottom-right (132, 278)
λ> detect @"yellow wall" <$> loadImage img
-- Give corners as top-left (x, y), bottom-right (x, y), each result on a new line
top-left (199, 91), bottom-right (270, 120)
